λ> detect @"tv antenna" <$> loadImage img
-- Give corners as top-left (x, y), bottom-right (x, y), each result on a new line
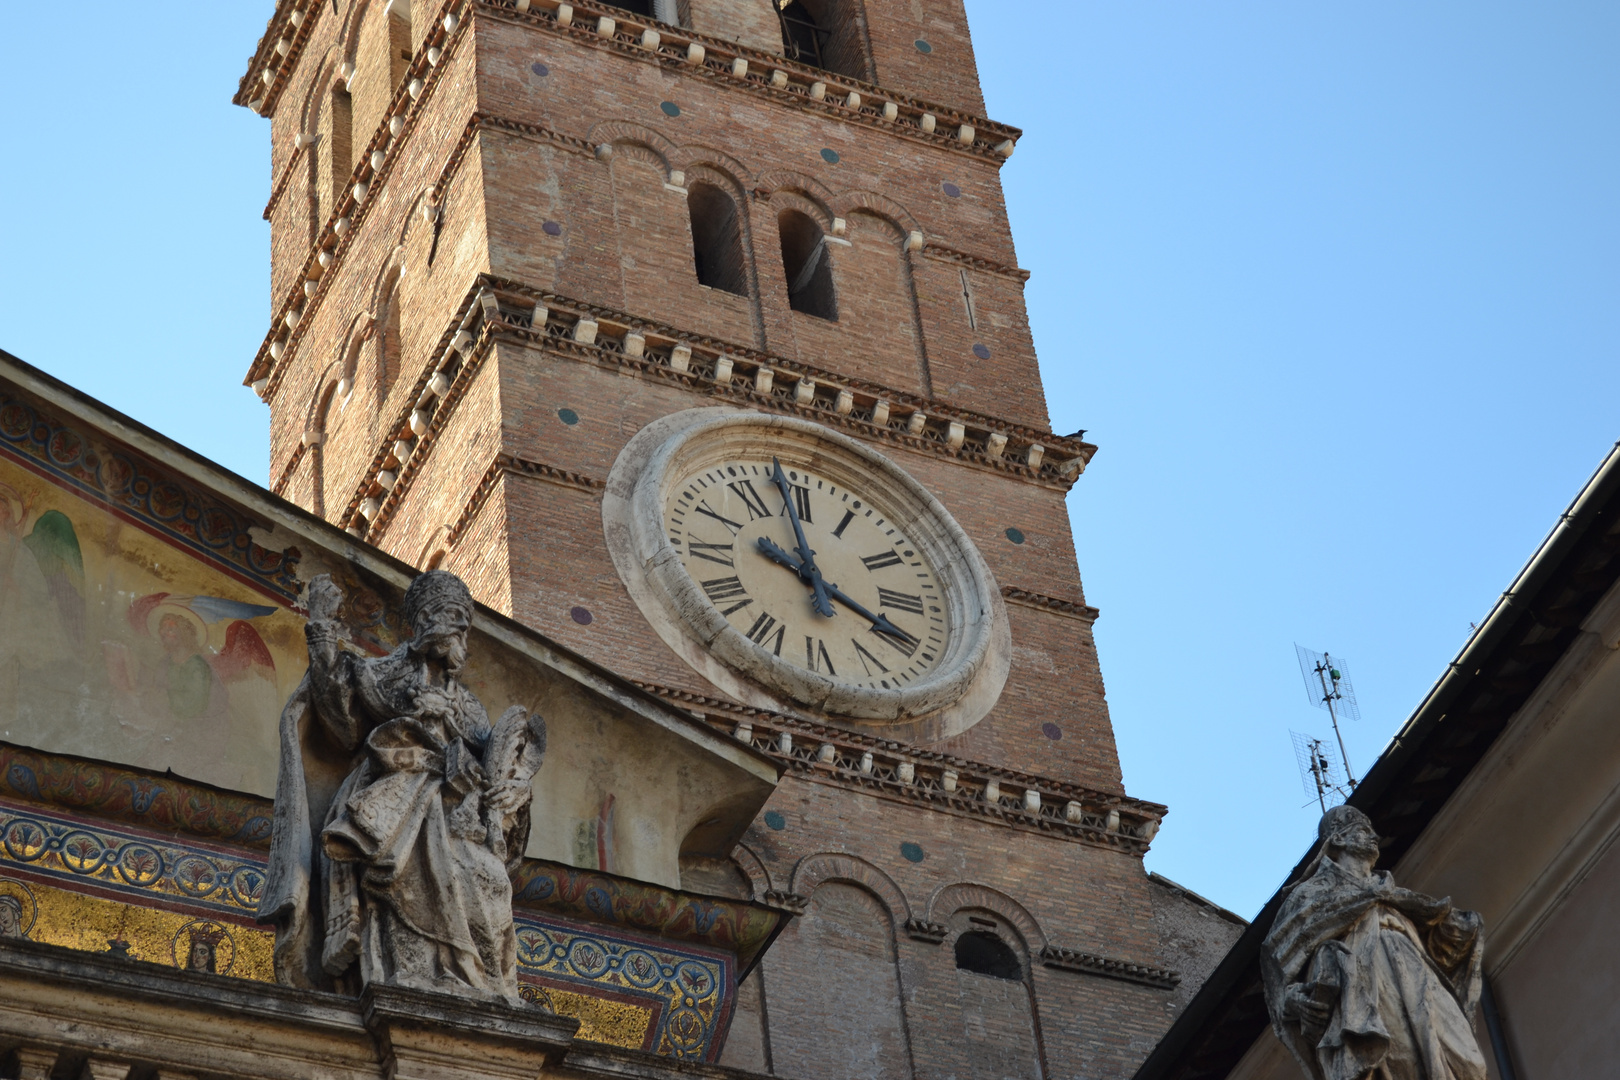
top-left (1294, 645), bottom-right (1358, 790)
top-left (1290, 731), bottom-right (1350, 811)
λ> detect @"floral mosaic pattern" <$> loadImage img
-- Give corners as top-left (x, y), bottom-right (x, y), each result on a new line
top-left (513, 862), bottom-right (785, 974)
top-left (0, 798), bottom-right (266, 919)
top-left (0, 392), bottom-right (300, 602)
top-left (515, 912), bottom-right (732, 1061)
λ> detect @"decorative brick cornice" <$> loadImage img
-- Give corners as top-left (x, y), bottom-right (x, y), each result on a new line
top-left (479, 0), bottom-right (1020, 163)
top-left (1039, 945), bottom-right (1181, 990)
top-left (479, 281), bottom-right (1095, 485)
top-left (234, 0), bottom-right (329, 114)
top-left (317, 274), bottom-right (1098, 543)
top-left (636, 681), bottom-right (1166, 857)
top-left (1001, 587), bottom-right (1100, 623)
top-left (922, 243), bottom-right (1030, 283)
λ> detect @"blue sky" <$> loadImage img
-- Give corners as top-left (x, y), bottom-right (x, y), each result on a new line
top-left (3, 4), bottom-right (1616, 917)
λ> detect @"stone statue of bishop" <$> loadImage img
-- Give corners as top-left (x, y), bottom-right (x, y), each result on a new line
top-left (1262, 805), bottom-right (1488, 1080)
top-left (258, 569), bottom-right (546, 1003)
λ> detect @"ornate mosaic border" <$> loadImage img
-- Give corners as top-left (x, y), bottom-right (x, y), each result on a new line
top-left (512, 863), bottom-right (786, 974)
top-left (0, 783), bottom-right (763, 1061)
top-left (515, 913), bottom-right (733, 1061)
top-left (0, 797), bottom-right (266, 921)
top-left (0, 391), bottom-right (301, 602)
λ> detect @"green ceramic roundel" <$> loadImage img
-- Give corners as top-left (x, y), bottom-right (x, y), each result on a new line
top-left (820, 148), bottom-right (840, 164)
top-left (558, 408), bottom-right (579, 425)
top-left (764, 810), bottom-right (787, 831)
top-left (660, 101), bottom-right (681, 117)
top-left (900, 842), bottom-right (925, 863)
top-left (1005, 527), bottom-right (1026, 545)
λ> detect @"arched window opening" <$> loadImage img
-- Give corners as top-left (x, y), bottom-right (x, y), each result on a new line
top-left (955, 930), bottom-right (1022, 981)
top-left (602, 0), bottom-right (655, 15)
top-left (688, 183), bottom-right (748, 297)
top-left (378, 277), bottom-right (404, 397)
top-left (310, 381), bottom-right (339, 520)
top-left (777, 0), bottom-right (869, 80)
top-left (779, 210), bottom-right (837, 320)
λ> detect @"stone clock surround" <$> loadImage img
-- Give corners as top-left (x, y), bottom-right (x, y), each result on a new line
top-left (604, 408), bottom-right (1011, 740)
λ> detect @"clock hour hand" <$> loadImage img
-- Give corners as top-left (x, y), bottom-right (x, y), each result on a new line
top-left (768, 457), bottom-right (834, 617)
top-left (755, 537), bottom-right (917, 645)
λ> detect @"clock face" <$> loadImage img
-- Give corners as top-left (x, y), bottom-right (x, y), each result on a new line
top-left (604, 408), bottom-right (1011, 736)
top-left (664, 460), bottom-right (948, 691)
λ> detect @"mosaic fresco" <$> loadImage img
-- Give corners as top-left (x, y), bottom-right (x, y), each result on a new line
top-left (0, 787), bottom-right (745, 1060)
top-left (515, 913), bottom-right (733, 1060)
top-left (0, 391), bottom-right (300, 602)
top-left (0, 433), bottom-right (307, 797)
top-left (513, 862), bottom-right (784, 973)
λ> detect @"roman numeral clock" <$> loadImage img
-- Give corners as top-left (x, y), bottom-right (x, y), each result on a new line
top-left (605, 410), bottom-right (1011, 739)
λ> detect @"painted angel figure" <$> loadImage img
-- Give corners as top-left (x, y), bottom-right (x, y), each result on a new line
top-left (257, 569), bottom-right (546, 1002)
top-left (1262, 805), bottom-right (1487, 1080)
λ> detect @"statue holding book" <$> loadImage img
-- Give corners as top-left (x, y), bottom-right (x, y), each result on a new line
top-left (1262, 805), bottom-right (1487, 1080)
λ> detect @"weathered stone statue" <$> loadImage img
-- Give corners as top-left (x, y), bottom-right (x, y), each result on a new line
top-left (258, 570), bottom-right (546, 1003)
top-left (1262, 805), bottom-right (1487, 1080)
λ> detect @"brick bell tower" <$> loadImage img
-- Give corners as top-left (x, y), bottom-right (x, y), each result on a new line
top-left (237, 1), bottom-right (1204, 1076)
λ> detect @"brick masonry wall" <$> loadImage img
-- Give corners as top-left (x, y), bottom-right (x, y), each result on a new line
top-left (250, 2), bottom-right (1203, 1077)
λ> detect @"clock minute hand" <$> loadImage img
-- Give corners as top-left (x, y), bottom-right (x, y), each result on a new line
top-left (768, 458), bottom-right (835, 617)
top-left (755, 538), bottom-right (917, 644)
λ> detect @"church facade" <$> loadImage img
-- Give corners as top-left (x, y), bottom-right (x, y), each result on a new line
top-left (0, 1), bottom-right (1244, 1077)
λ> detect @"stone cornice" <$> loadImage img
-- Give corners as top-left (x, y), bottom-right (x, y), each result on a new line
top-left (479, 0), bottom-right (1021, 162)
top-left (1001, 587), bottom-right (1100, 623)
top-left (637, 681), bottom-right (1166, 857)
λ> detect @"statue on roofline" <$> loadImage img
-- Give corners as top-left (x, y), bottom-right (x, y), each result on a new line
top-left (257, 569), bottom-right (547, 1003)
top-left (1262, 805), bottom-right (1487, 1080)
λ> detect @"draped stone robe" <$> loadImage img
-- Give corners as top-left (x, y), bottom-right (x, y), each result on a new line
top-left (1262, 858), bottom-right (1487, 1080)
top-left (258, 627), bottom-right (527, 1003)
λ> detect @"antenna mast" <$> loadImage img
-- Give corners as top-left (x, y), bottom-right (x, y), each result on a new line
top-left (1295, 645), bottom-right (1360, 789)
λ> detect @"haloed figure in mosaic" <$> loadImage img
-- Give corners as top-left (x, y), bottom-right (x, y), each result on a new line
top-left (258, 570), bottom-right (547, 1002)
top-left (1262, 806), bottom-right (1487, 1080)
top-left (0, 896), bottom-right (23, 939)
top-left (186, 924), bottom-right (227, 973)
